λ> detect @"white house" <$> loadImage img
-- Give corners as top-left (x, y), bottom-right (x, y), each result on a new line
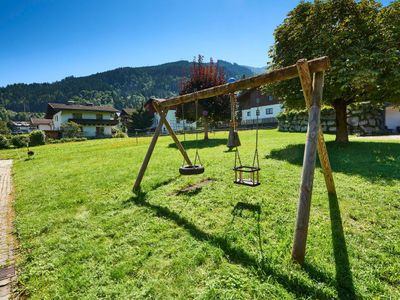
top-left (153, 110), bottom-right (196, 134)
top-left (237, 89), bottom-right (283, 126)
top-left (30, 118), bottom-right (53, 131)
top-left (45, 103), bottom-right (119, 138)
top-left (385, 105), bottom-right (400, 133)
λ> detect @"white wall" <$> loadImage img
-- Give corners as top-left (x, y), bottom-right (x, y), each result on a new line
top-left (385, 106), bottom-right (400, 131)
top-left (153, 109), bottom-right (196, 133)
top-left (241, 104), bottom-right (283, 122)
top-left (53, 110), bottom-right (115, 137)
top-left (38, 124), bottom-right (52, 131)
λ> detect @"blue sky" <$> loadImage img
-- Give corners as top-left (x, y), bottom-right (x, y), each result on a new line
top-left (0, 0), bottom-right (392, 87)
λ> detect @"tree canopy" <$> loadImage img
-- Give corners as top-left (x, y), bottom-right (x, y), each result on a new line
top-left (176, 55), bottom-right (231, 139)
top-left (264, 0), bottom-right (400, 142)
top-left (128, 104), bottom-right (154, 135)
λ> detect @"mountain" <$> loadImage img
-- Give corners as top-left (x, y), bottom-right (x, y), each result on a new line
top-left (0, 60), bottom-right (258, 113)
top-left (242, 65), bottom-right (266, 75)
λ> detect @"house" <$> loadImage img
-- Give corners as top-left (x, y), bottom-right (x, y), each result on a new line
top-left (120, 108), bottom-right (137, 130)
top-left (45, 103), bottom-right (119, 138)
top-left (152, 110), bottom-right (196, 134)
top-left (30, 118), bottom-right (53, 131)
top-left (10, 121), bottom-right (32, 134)
top-left (385, 105), bottom-right (400, 133)
top-left (237, 89), bottom-right (283, 126)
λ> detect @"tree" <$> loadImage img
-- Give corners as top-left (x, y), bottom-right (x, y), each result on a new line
top-left (264, 0), bottom-right (400, 142)
top-left (176, 55), bottom-right (230, 140)
top-left (0, 121), bottom-right (10, 135)
top-left (60, 121), bottom-right (82, 138)
top-left (128, 104), bottom-right (154, 135)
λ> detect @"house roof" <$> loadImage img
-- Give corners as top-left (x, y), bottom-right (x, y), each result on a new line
top-left (120, 108), bottom-right (136, 116)
top-left (31, 118), bottom-right (52, 125)
top-left (237, 89), bottom-right (279, 109)
top-left (45, 103), bottom-right (118, 118)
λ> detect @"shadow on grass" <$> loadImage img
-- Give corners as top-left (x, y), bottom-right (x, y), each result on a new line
top-left (231, 202), bottom-right (264, 261)
top-left (125, 194), bottom-right (345, 299)
top-left (168, 138), bottom-right (227, 150)
top-left (328, 193), bottom-right (356, 299)
top-left (266, 141), bottom-right (400, 182)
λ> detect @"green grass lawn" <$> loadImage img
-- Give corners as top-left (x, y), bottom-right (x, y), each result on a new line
top-left (1, 130), bottom-right (399, 299)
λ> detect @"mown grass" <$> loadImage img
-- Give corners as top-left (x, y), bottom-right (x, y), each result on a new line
top-left (1, 130), bottom-right (399, 299)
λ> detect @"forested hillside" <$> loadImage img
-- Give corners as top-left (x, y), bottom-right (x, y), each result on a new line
top-left (0, 60), bottom-right (255, 113)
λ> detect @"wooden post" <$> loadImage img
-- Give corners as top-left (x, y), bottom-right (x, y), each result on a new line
top-left (292, 71), bottom-right (324, 264)
top-left (133, 111), bottom-right (164, 191)
top-left (153, 103), bottom-right (192, 166)
top-left (296, 59), bottom-right (336, 195)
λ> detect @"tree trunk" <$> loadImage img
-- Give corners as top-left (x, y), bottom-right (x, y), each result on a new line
top-left (333, 100), bottom-right (349, 143)
top-left (203, 117), bottom-right (209, 140)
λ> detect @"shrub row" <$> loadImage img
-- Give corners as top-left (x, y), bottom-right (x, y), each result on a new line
top-left (0, 130), bottom-right (46, 149)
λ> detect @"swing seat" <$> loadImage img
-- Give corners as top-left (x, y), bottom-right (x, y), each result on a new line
top-left (179, 164), bottom-right (205, 176)
top-left (233, 165), bottom-right (261, 187)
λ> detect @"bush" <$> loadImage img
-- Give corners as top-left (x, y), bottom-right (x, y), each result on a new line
top-left (60, 121), bottom-right (82, 138)
top-left (29, 130), bottom-right (46, 146)
top-left (0, 135), bottom-right (9, 149)
top-left (11, 134), bottom-right (29, 148)
top-left (113, 132), bottom-right (127, 138)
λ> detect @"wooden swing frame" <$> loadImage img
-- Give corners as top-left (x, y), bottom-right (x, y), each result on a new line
top-left (133, 57), bottom-right (336, 264)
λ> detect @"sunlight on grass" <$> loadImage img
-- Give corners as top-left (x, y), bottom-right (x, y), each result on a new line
top-left (1, 130), bottom-right (399, 299)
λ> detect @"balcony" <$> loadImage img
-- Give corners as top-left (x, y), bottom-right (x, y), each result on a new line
top-left (68, 118), bottom-right (119, 126)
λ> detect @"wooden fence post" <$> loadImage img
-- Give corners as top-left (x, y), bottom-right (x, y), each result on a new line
top-left (296, 59), bottom-right (336, 195)
top-left (292, 71), bottom-right (324, 264)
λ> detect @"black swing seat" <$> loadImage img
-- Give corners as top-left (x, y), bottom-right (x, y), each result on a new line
top-left (179, 164), bottom-right (205, 176)
top-left (233, 165), bottom-right (261, 187)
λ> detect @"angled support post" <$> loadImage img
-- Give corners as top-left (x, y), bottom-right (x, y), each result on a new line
top-left (152, 103), bottom-right (192, 166)
top-left (297, 59), bottom-right (336, 195)
top-left (292, 71), bottom-right (324, 264)
top-left (133, 104), bottom-right (164, 191)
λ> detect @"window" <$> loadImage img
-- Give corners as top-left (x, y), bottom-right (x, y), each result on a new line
top-left (247, 111), bottom-right (251, 117)
top-left (268, 95), bottom-right (273, 101)
top-left (96, 127), bottom-right (104, 137)
top-left (72, 113), bottom-right (82, 119)
top-left (96, 113), bottom-right (103, 120)
top-left (266, 108), bottom-right (273, 115)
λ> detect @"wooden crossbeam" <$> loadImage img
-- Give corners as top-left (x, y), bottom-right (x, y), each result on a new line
top-left (155, 56), bottom-right (330, 109)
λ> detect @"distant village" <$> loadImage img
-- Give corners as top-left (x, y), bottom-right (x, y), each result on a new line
top-left (13, 89), bottom-right (284, 139)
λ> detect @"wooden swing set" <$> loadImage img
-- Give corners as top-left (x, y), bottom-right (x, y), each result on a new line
top-left (133, 57), bottom-right (336, 264)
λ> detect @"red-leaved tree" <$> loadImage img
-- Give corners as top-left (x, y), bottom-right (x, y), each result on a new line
top-left (176, 55), bottom-right (230, 140)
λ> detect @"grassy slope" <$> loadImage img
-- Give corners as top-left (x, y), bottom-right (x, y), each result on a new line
top-left (1, 130), bottom-right (399, 299)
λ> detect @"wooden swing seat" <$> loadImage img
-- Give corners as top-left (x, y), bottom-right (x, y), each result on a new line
top-left (233, 165), bottom-right (260, 187)
top-left (179, 164), bottom-right (205, 176)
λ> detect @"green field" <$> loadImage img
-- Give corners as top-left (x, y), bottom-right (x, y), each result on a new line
top-left (1, 130), bottom-right (399, 299)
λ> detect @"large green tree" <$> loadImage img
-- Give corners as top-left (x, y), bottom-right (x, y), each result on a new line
top-left (128, 104), bottom-right (154, 135)
top-left (265, 0), bottom-right (400, 142)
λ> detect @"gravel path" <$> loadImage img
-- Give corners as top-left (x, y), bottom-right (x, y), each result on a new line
top-left (0, 160), bottom-right (16, 300)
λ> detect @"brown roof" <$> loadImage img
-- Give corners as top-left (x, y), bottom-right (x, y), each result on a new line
top-left (45, 103), bottom-right (118, 118)
top-left (30, 118), bottom-right (52, 125)
top-left (237, 89), bottom-right (279, 110)
top-left (120, 108), bottom-right (136, 116)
